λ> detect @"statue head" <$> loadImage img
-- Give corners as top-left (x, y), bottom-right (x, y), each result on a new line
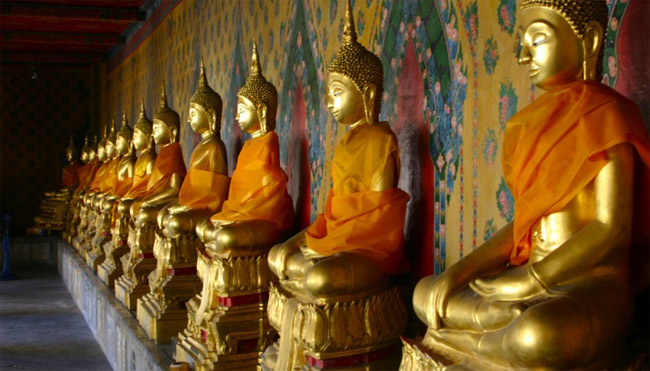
top-left (106, 118), bottom-right (118, 159)
top-left (88, 135), bottom-right (97, 163)
top-left (237, 42), bottom-right (278, 135)
top-left (189, 59), bottom-right (223, 136)
top-left (80, 135), bottom-right (90, 164)
top-left (518, 0), bottom-right (607, 89)
top-left (65, 135), bottom-right (79, 164)
top-left (134, 99), bottom-right (153, 152)
top-left (116, 112), bottom-right (134, 156)
top-left (97, 126), bottom-right (108, 162)
top-left (153, 82), bottom-right (180, 145)
top-left (327, 0), bottom-right (384, 126)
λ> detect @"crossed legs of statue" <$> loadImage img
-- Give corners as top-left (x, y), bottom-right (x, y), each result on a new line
top-left (269, 245), bottom-right (387, 300)
top-left (416, 272), bottom-right (633, 369)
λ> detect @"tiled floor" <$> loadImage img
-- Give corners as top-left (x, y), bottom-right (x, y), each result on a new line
top-left (0, 265), bottom-right (111, 371)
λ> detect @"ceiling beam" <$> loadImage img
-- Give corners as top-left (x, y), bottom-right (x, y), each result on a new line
top-left (0, 2), bottom-right (145, 23)
top-left (1, 31), bottom-right (124, 45)
top-left (1, 52), bottom-right (102, 64)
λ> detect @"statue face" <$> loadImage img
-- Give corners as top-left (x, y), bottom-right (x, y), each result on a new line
top-left (116, 136), bottom-right (129, 156)
top-left (236, 96), bottom-right (261, 134)
top-left (188, 103), bottom-right (211, 134)
top-left (97, 145), bottom-right (106, 161)
top-left (326, 72), bottom-right (365, 125)
top-left (105, 141), bottom-right (116, 158)
top-left (153, 119), bottom-right (172, 145)
top-left (81, 150), bottom-right (89, 164)
top-left (518, 7), bottom-right (583, 90)
top-left (87, 149), bottom-right (96, 162)
top-left (133, 128), bottom-right (148, 151)
top-left (65, 149), bottom-right (75, 163)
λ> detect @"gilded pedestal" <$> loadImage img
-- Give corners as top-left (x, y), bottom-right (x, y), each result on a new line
top-left (86, 203), bottom-right (111, 272)
top-left (98, 210), bottom-right (131, 288)
top-left (261, 284), bottom-right (407, 370)
top-left (115, 223), bottom-right (157, 310)
top-left (136, 232), bottom-right (201, 343)
top-left (175, 250), bottom-right (276, 370)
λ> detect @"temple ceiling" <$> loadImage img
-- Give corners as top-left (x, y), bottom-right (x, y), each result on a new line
top-left (0, 0), bottom-right (149, 65)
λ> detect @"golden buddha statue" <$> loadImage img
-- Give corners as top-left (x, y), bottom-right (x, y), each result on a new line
top-left (115, 85), bottom-right (186, 311)
top-left (98, 113), bottom-right (137, 287)
top-left (175, 44), bottom-right (294, 370)
top-left (137, 61), bottom-right (230, 344)
top-left (401, 1), bottom-right (650, 369)
top-left (63, 135), bottom-right (95, 242)
top-left (87, 118), bottom-right (121, 271)
top-left (68, 135), bottom-right (98, 247)
top-left (263, 3), bottom-right (410, 369)
top-left (74, 127), bottom-right (110, 255)
top-left (32, 135), bottom-right (81, 234)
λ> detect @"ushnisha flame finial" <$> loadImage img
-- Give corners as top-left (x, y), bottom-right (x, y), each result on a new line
top-left (250, 42), bottom-right (262, 76)
top-left (118, 111), bottom-right (133, 140)
top-left (342, 0), bottom-right (357, 44)
top-left (135, 98), bottom-right (153, 136)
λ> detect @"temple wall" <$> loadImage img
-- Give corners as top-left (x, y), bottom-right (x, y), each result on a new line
top-left (99, 0), bottom-right (649, 278)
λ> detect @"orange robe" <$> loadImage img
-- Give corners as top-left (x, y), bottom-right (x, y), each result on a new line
top-left (114, 174), bottom-right (133, 198)
top-left (123, 151), bottom-right (156, 199)
top-left (62, 163), bottom-right (81, 187)
top-left (143, 142), bottom-right (186, 197)
top-left (503, 81), bottom-right (650, 265)
top-left (305, 123), bottom-right (410, 274)
top-left (99, 158), bottom-right (120, 193)
top-left (76, 163), bottom-right (93, 189)
top-left (211, 131), bottom-right (294, 231)
top-left (90, 162), bottom-right (110, 191)
top-left (177, 141), bottom-right (230, 213)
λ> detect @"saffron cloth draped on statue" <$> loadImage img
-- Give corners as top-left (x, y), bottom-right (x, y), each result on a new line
top-left (99, 158), bottom-right (120, 193)
top-left (123, 160), bottom-right (153, 199)
top-left (211, 131), bottom-right (294, 231)
top-left (177, 145), bottom-right (230, 212)
top-left (144, 142), bottom-right (186, 197)
top-left (503, 81), bottom-right (650, 266)
top-left (76, 162), bottom-right (96, 190)
top-left (305, 123), bottom-right (409, 274)
top-left (90, 162), bottom-right (109, 191)
top-left (62, 163), bottom-right (81, 188)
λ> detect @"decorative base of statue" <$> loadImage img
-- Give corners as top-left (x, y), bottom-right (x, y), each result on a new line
top-left (86, 230), bottom-right (109, 273)
top-left (175, 251), bottom-right (277, 370)
top-left (115, 224), bottom-right (157, 309)
top-left (137, 292), bottom-right (192, 344)
top-left (261, 283), bottom-right (407, 370)
top-left (97, 217), bottom-right (130, 288)
top-left (399, 335), bottom-right (499, 371)
top-left (136, 233), bottom-right (202, 343)
top-left (399, 328), bottom-right (649, 371)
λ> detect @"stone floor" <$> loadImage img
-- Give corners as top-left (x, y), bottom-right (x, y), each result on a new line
top-left (0, 265), bottom-right (112, 371)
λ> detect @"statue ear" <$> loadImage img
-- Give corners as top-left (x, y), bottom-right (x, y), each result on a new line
top-left (257, 103), bottom-right (268, 134)
top-left (583, 20), bottom-right (603, 59)
top-left (170, 126), bottom-right (178, 143)
top-left (362, 83), bottom-right (377, 123)
top-left (207, 108), bottom-right (218, 133)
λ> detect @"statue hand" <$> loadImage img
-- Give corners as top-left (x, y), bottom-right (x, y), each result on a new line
top-left (470, 265), bottom-right (545, 302)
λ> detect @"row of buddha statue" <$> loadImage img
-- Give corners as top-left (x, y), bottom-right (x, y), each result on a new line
top-left (37, 0), bottom-right (649, 369)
